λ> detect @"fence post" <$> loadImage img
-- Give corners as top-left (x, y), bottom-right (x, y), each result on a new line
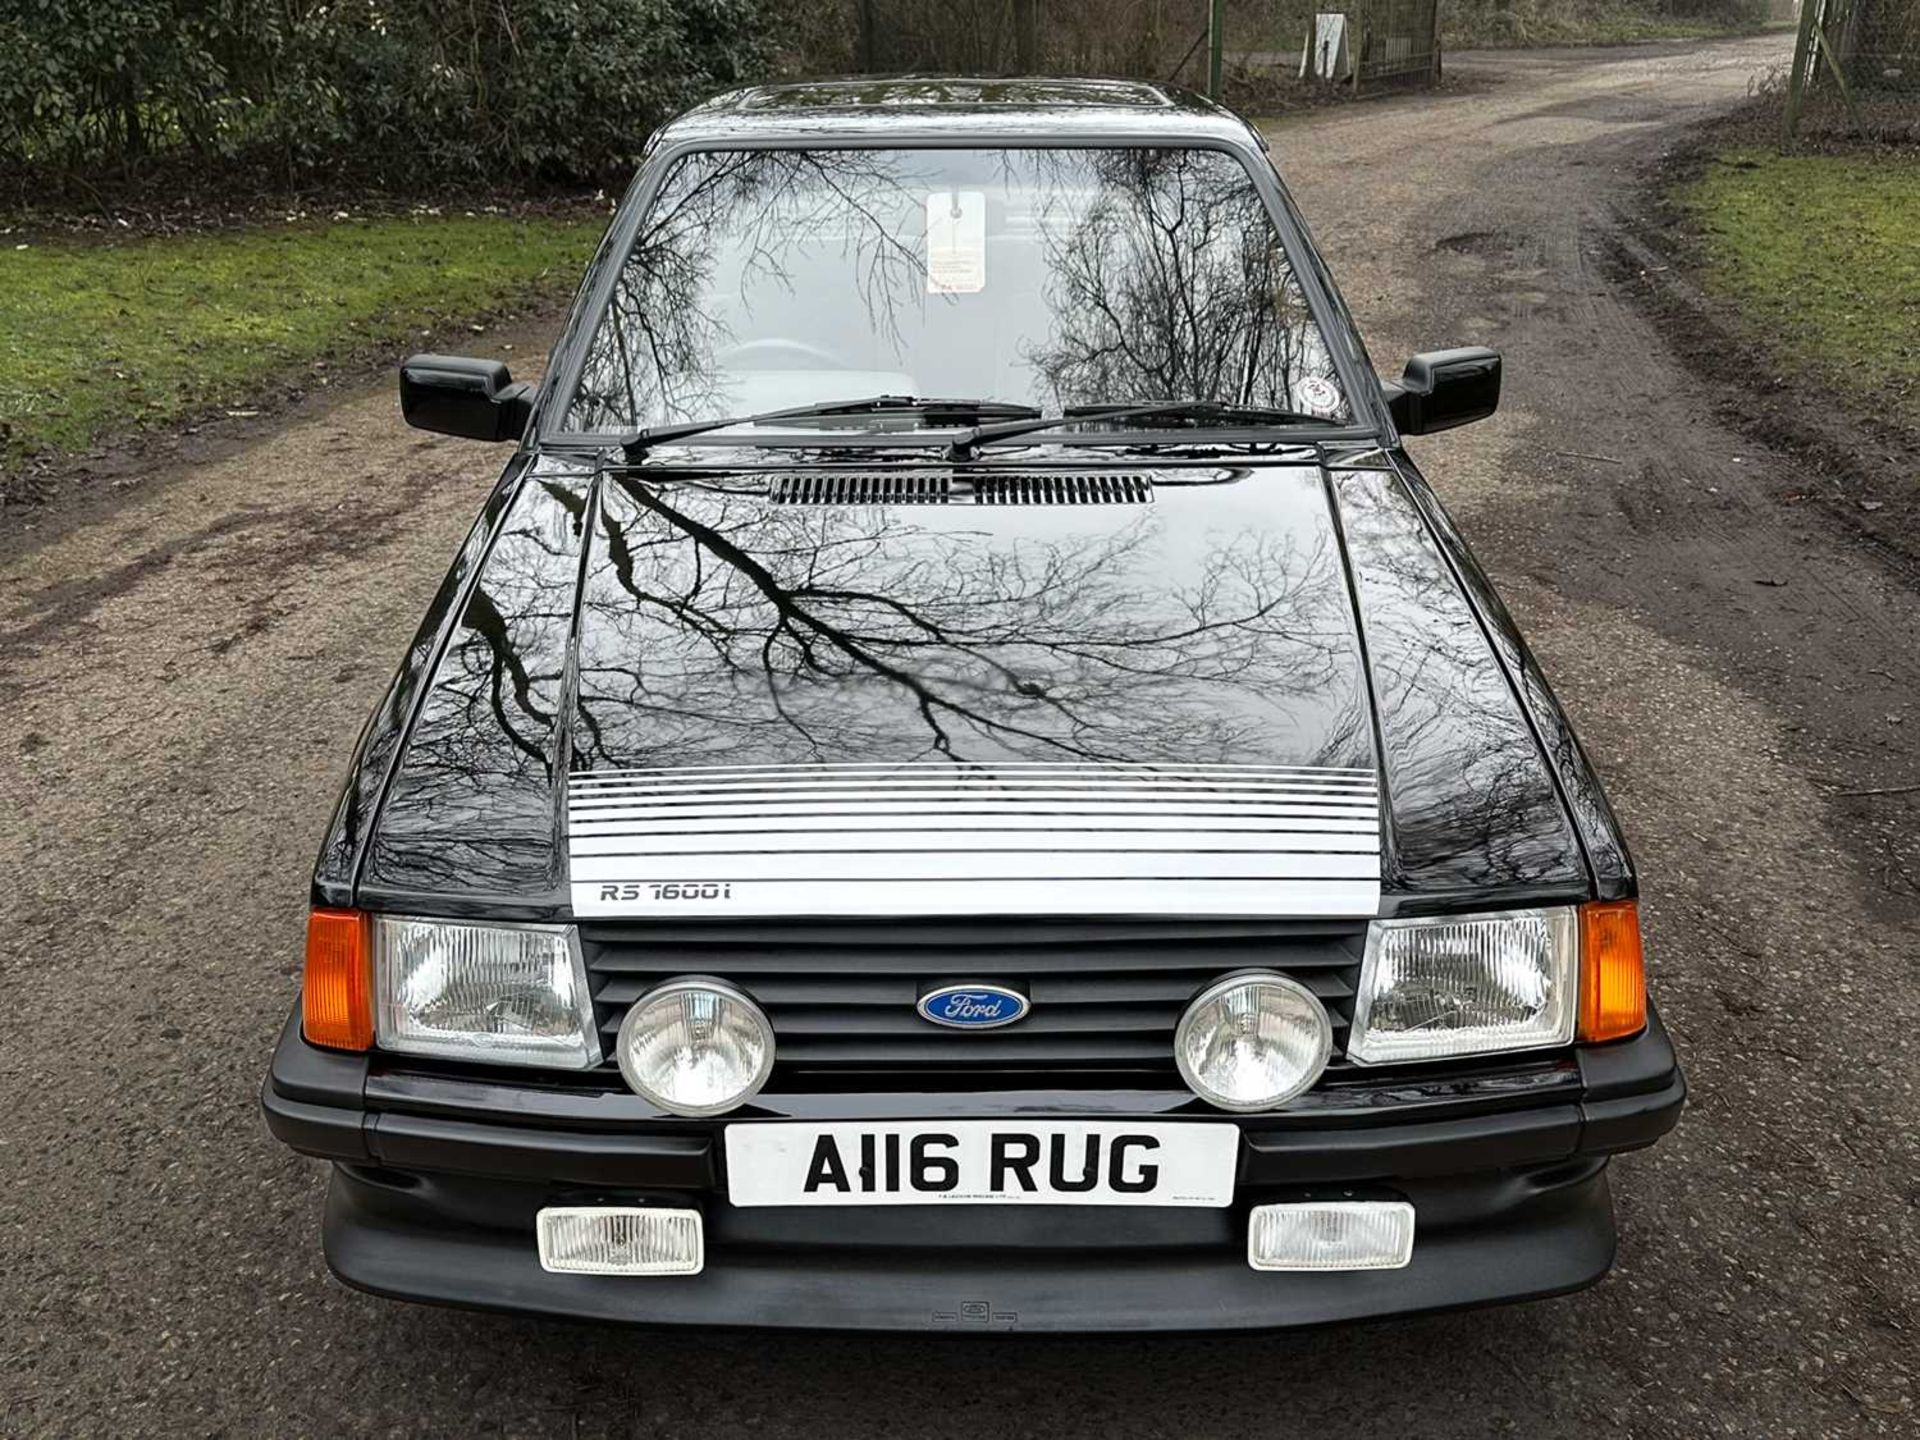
top-left (1784, 0), bottom-right (1819, 142)
top-left (1208, 0), bottom-right (1227, 97)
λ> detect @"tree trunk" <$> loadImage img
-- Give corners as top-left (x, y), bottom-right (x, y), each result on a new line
top-left (1014, 0), bottom-right (1041, 72)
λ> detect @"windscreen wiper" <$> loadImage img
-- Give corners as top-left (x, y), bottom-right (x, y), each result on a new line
top-left (948, 400), bottom-right (1333, 461)
top-left (620, 395), bottom-right (1041, 461)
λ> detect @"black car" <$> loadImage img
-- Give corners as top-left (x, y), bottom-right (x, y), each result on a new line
top-left (263, 78), bottom-right (1682, 1331)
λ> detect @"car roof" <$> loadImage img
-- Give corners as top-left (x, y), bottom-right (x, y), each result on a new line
top-left (653, 77), bottom-right (1269, 151)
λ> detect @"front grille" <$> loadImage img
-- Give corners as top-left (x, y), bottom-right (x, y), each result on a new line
top-left (765, 471), bottom-right (1154, 506)
top-left (579, 918), bottom-right (1365, 1091)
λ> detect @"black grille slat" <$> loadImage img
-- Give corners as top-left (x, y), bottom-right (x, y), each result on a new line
top-left (583, 917), bottom-right (1363, 1092)
top-left (599, 1017), bottom-right (1352, 1044)
top-left (697, 1007), bottom-right (1185, 1037)
top-left (587, 947), bottom-right (1357, 977)
top-left (580, 918), bottom-right (1358, 946)
top-left (592, 972), bottom-right (1353, 1008)
top-left (774, 1035), bottom-right (1186, 1065)
top-left (593, 976), bottom-right (915, 1008)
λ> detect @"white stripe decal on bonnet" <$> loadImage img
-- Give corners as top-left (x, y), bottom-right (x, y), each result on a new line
top-left (566, 763), bottom-right (1382, 919)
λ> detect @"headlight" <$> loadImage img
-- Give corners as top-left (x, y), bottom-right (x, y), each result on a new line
top-left (616, 979), bottom-right (775, 1117)
top-left (1174, 972), bottom-right (1332, 1112)
top-left (1348, 907), bottom-right (1576, 1064)
top-left (373, 916), bottom-right (600, 1068)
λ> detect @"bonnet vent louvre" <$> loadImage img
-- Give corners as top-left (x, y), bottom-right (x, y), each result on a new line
top-left (975, 473), bottom-right (1152, 505)
top-left (769, 472), bottom-right (952, 505)
top-left (767, 472), bottom-right (1153, 506)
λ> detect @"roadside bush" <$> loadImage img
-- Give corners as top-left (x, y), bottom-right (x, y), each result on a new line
top-left (1443, 0), bottom-right (1771, 48)
top-left (0, 0), bottom-right (771, 198)
top-left (328, 0), bottom-right (772, 182)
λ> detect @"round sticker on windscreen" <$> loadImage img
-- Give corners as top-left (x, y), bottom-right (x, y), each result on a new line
top-left (1295, 376), bottom-right (1341, 414)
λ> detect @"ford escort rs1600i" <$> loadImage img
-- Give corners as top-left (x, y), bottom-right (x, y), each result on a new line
top-left (262, 78), bottom-right (1683, 1331)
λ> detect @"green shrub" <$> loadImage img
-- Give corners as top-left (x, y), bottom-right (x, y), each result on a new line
top-left (0, 0), bottom-right (770, 195)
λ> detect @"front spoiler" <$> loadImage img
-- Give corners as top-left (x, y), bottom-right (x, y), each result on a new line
top-left (324, 1157), bottom-right (1619, 1332)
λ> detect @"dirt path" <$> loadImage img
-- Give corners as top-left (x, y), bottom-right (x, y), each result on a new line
top-left (4, 35), bottom-right (1912, 1440)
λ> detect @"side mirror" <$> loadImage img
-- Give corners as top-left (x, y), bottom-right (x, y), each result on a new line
top-left (399, 354), bottom-right (534, 442)
top-left (1382, 347), bottom-right (1501, 435)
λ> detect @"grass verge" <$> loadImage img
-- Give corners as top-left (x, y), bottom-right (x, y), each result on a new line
top-left (1678, 148), bottom-right (1920, 429)
top-left (0, 211), bottom-right (602, 479)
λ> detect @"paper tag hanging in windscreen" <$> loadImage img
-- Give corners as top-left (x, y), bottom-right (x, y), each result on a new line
top-left (926, 192), bottom-right (986, 294)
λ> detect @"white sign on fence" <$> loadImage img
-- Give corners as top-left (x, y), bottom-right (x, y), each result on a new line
top-left (1306, 14), bottom-right (1351, 81)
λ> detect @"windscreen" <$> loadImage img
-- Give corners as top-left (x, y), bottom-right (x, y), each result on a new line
top-left (562, 146), bottom-right (1351, 435)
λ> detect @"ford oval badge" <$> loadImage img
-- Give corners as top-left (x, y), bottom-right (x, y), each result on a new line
top-left (917, 982), bottom-right (1029, 1030)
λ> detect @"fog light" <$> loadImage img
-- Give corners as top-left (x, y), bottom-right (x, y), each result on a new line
top-left (1247, 1201), bottom-right (1415, 1271)
top-left (536, 1207), bottom-right (704, 1276)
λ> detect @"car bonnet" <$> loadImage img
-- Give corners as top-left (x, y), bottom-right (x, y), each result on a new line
top-left (352, 452), bottom-right (1587, 917)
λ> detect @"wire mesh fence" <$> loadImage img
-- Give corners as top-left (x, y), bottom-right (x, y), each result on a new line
top-left (1785, 0), bottom-right (1920, 141)
top-left (825, 1), bottom-right (1441, 97)
top-left (1341, 1), bottom-right (1444, 83)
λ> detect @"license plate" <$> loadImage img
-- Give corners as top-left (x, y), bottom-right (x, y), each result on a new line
top-left (724, 1120), bottom-right (1237, 1208)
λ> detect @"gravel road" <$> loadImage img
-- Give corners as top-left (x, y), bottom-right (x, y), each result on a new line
top-left (4, 34), bottom-right (1914, 1439)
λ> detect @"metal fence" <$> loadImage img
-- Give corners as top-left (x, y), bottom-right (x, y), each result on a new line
top-left (836, 1), bottom-right (1440, 96)
top-left (1351, 1), bottom-right (1442, 82)
top-left (1784, 0), bottom-right (1920, 140)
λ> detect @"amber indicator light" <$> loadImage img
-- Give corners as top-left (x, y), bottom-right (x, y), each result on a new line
top-left (303, 907), bottom-right (374, 1051)
top-left (1578, 899), bottom-right (1647, 1043)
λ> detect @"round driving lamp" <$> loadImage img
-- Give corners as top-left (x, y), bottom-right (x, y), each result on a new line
top-left (1174, 972), bottom-right (1333, 1112)
top-left (616, 978), bottom-right (775, 1117)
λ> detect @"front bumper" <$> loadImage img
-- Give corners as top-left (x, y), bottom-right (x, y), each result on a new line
top-left (263, 1007), bottom-right (1684, 1331)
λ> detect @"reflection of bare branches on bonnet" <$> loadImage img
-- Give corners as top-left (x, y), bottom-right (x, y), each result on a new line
top-left (1338, 472), bottom-right (1572, 884)
top-left (424, 481), bottom-right (587, 771)
top-left (1022, 148), bottom-right (1340, 412)
top-left (369, 482), bottom-right (590, 890)
top-left (573, 476), bottom-right (1358, 768)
